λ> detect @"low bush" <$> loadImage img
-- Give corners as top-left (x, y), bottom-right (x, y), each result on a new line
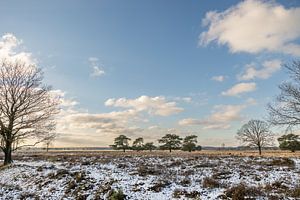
top-left (202, 177), bottom-right (220, 188)
top-left (225, 183), bottom-right (262, 200)
top-left (108, 189), bottom-right (126, 200)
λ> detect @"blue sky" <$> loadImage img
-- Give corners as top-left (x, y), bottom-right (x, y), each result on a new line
top-left (0, 0), bottom-right (300, 147)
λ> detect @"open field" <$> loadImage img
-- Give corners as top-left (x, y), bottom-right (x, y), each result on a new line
top-left (0, 150), bottom-right (300, 199)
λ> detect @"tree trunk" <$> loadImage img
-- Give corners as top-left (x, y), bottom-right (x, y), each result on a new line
top-left (258, 145), bottom-right (262, 155)
top-left (3, 145), bottom-right (12, 165)
top-left (123, 148), bottom-right (125, 153)
top-left (46, 144), bottom-right (49, 152)
top-left (169, 148), bottom-right (172, 153)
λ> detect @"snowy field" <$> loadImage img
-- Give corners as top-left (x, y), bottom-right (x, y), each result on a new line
top-left (0, 152), bottom-right (300, 199)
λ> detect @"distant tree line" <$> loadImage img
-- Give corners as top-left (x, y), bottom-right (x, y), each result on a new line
top-left (110, 134), bottom-right (201, 152)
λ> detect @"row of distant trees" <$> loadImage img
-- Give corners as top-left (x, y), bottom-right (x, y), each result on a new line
top-left (111, 123), bottom-right (300, 155)
top-left (110, 134), bottom-right (202, 152)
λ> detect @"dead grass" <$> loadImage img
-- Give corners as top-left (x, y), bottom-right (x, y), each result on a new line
top-left (8, 149), bottom-right (300, 162)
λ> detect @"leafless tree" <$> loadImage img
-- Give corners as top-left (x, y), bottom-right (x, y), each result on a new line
top-left (43, 132), bottom-right (57, 152)
top-left (236, 120), bottom-right (274, 155)
top-left (0, 60), bottom-right (59, 165)
top-left (268, 61), bottom-right (300, 131)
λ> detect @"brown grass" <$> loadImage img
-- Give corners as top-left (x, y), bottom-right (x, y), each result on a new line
top-left (8, 149), bottom-right (300, 161)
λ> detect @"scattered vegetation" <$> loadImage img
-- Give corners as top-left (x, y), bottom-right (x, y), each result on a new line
top-left (202, 177), bottom-right (220, 188)
top-left (225, 183), bottom-right (262, 200)
top-left (108, 189), bottom-right (126, 200)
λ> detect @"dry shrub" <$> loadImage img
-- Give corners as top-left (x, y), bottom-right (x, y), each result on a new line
top-left (225, 183), bottom-right (262, 200)
top-left (107, 189), bottom-right (126, 200)
top-left (291, 186), bottom-right (300, 198)
top-left (168, 159), bottom-right (183, 167)
top-left (180, 177), bottom-right (191, 186)
top-left (149, 180), bottom-right (171, 192)
top-left (212, 171), bottom-right (231, 179)
top-left (195, 163), bottom-right (217, 168)
top-left (172, 189), bottom-right (200, 199)
top-left (267, 158), bottom-right (295, 167)
top-left (202, 177), bottom-right (220, 188)
top-left (137, 165), bottom-right (161, 176)
top-left (55, 169), bottom-right (70, 178)
top-left (19, 192), bottom-right (40, 200)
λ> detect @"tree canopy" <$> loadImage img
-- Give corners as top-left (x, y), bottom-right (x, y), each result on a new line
top-left (182, 135), bottom-right (198, 152)
top-left (110, 135), bottom-right (131, 152)
top-left (158, 134), bottom-right (182, 152)
top-left (278, 133), bottom-right (300, 152)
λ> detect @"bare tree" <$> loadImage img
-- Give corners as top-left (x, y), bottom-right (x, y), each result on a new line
top-left (0, 60), bottom-right (59, 165)
top-left (236, 120), bottom-right (274, 155)
top-left (268, 61), bottom-right (300, 131)
top-left (43, 132), bottom-right (57, 152)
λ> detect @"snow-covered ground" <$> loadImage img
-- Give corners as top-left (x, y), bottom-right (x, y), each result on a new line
top-left (0, 154), bottom-right (299, 199)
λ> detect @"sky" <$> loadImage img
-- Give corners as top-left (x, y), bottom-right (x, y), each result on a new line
top-left (0, 0), bottom-right (300, 147)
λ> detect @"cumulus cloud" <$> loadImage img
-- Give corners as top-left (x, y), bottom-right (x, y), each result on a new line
top-left (179, 99), bottom-right (256, 130)
top-left (200, 0), bottom-right (300, 56)
top-left (221, 82), bottom-right (256, 96)
top-left (212, 75), bottom-right (226, 82)
top-left (0, 33), bottom-right (35, 64)
top-left (238, 59), bottom-right (282, 81)
top-left (50, 90), bottom-right (79, 107)
top-left (105, 95), bottom-right (184, 116)
top-left (88, 57), bottom-right (105, 77)
top-left (55, 105), bottom-right (143, 145)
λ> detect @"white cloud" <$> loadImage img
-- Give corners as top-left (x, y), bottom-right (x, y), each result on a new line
top-left (55, 108), bottom-right (143, 147)
top-left (105, 95), bottom-right (183, 116)
top-left (50, 90), bottom-right (79, 107)
top-left (212, 75), bottom-right (226, 82)
top-left (221, 82), bottom-right (256, 96)
top-left (172, 96), bottom-right (192, 103)
top-left (55, 95), bottom-right (184, 146)
top-left (179, 99), bottom-right (256, 130)
top-left (238, 59), bottom-right (282, 80)
top-left (0, 33), bottom-right (35, 64)
top-left (200, 0), bottom-right (300, 56)
top-left (88, 57), bottom-right (105, 77)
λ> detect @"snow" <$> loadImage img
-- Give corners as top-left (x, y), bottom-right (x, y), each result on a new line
top-left (0, 154), bottom-right (299, 199)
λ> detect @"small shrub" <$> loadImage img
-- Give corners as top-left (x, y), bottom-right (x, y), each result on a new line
top-left (173, 189), bottom-right (184, 198)
top-left (212, 171), bottom-right (231, 179)
top-left (36, 166), bottom-right (43, 172)
top-left (149, 180), bottom-right (171, 192)
top-left (65, 180), bottom-right (77, 193)
top-left (291, 186), bottom-right (300, 198)
top-left (202, 177), bottom-right (220, 188)
top-left (180, 178), bottom-right (191, 186)
top-left (108, 189), bottom-right (126, 200)
top-left (225, 183), bottom-right (262, 200)
top-left (267, 158), bottom-right (295, 168)
top-left (137, 165), bottom-right (161, 176)
top-left (172, 189), bottom-right (200, 199)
